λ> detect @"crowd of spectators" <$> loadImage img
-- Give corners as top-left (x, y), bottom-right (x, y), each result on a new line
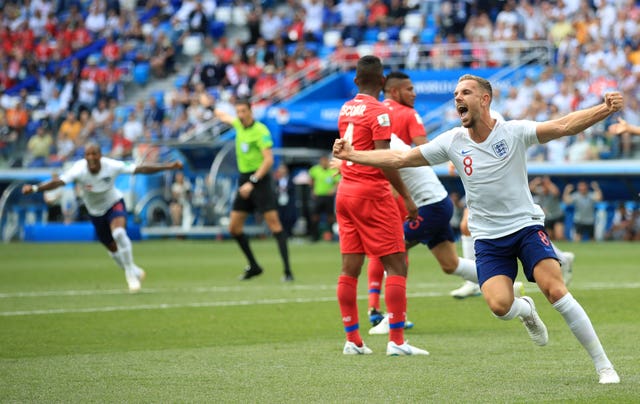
top-left (1, 0), bottom-right (640, 170)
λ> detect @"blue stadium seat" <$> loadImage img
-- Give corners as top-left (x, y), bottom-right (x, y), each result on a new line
top-left (152, 90), bottom-right (165, 108)
top-left (386, 26), bottom-right (401, 41)
top-left (363, 28), bottom-right (380, 43)
top-left (209, 21), bottom-right (226, 39)
top-left (420, 27), bottom-right (436, 44)
top-left (133, 62), bottom-right (150, 85)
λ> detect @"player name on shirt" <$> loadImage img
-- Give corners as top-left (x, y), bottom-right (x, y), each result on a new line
top-left (340, 104), bottom-right (367, 116)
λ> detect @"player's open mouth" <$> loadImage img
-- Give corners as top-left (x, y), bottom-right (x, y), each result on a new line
top-left (456, 105), bottom-right (469, 118)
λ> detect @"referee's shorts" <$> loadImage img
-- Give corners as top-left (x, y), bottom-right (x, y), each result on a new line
top-left (233, 172), bottom-right (278, 213)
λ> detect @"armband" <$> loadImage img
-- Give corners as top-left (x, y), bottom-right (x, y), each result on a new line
top-left (32, 185), bottom-right (39, 193)
top-left (249, 175), bottom-right (259, 184)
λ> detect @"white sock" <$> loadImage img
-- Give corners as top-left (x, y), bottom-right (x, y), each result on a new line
top-left (109, 251), bottom-right (125, 271)
top-left (495, 297), bottom-right (532, 321)
top-left (112, 227), bottom-right (136, 274)
top-left (452, 258), bottom-right (478, 283)
top-left (553, 293), bottom-right (613, 371)
top-left (461, 235), bottom-right (475, 260)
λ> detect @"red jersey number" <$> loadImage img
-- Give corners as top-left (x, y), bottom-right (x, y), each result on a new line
top-left (463, 156), bottom-right (473, 176)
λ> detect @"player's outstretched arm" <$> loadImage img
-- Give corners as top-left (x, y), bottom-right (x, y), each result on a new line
top-left (332, 138), bottom-right (430, 168)
top-left (134, 160), bottom-right (184, 174)
top-left (22, 179), bottom-right (66, 194)
top-left (536, 92), bottom-right (623, 143)
top-left (213, 108), bottom-right (235, 125)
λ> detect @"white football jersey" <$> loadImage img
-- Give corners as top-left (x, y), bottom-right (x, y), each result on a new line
top-left (390, 134), bottom-right (448, 206)
top-left (418, 119), bottom-right (545, 239)
top-left (60, 157), bottom-right (137, 216)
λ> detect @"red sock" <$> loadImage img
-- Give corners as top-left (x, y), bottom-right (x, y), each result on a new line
top-left (385, 275), bottom-right (407, 345)
top-left (367, 257), bottom-right (384, 311)
top-left (337, 275), bottom-right (362, 346)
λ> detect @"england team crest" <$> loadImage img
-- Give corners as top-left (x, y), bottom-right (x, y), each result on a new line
top-left (491, 139), bottom-right (509, 158)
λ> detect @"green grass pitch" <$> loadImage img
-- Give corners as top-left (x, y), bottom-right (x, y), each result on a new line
top-left (0, 239), bottom-right (638, 402)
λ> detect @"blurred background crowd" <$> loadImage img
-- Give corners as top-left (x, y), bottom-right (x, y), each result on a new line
top-left (1, 0), bottom-right (640, 170)
top-left (2, 0), bottom-right (640, 242)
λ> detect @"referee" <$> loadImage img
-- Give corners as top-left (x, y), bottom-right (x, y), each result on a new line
top-left (214, 98), bottom-right (294, 281)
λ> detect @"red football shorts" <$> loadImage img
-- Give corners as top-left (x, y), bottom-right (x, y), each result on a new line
top-left (336, 192), bottom-right (405, 257)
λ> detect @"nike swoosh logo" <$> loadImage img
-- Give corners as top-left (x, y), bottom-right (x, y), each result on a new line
top-left (392, 344), bottom-right (412, 355)
top-left (461, 150), bottom-right (472, 155)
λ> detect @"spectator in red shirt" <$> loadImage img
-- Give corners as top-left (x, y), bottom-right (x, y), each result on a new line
top-left (102, 34), bottom-right (121, 63)
top-left (253, 64), bottom-right (278, 100)
top-left (212, 36), bottom-right (235, 65)
top-left (71, 20), bottom-right (93, 51)
top-left (367, 0), bottom-right (389, 27)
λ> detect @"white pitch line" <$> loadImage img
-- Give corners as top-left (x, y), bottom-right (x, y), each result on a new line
top-left (0, 292), bottom-right (447, 317)
top-left (1, 282), bottom-right (639, 317)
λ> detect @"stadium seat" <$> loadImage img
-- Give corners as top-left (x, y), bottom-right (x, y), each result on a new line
top-left (133, 62), bottom-right (150, 85)
top-left (399, 28), bottom-right (417, 44)
top-left (404, 13), bottom-right (424, 31)
top-left (183, 35), bottom-right (203, 56)
top-left (215, 6), bottom-right (232, 24)
top-left (385, 26), bottom-right (400, 41)
top-left (363, 28), bottom-right (380, 43)
top-left (323, 30), bottom-right (342, 48)
top-left (209, 21), bottom-right (226, 39)
top-left (356, 44), bottom-right (373, 57)
top-left (232, 6), bottom-right (247, 25)
top-left (152, 90), bottom-right (165, 107)
top-left (174, 75), bottom-right (187, 88)
top-left (420, 27), bottom-right (436, 44)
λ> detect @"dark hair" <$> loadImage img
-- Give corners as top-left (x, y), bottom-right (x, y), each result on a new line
top-left (383, 71), bottom-right (410, 93)
top-left (458, 74), bottom-right (493, 101)
top-left (234, 97), bottom-right (252, 110)
top-left (355, 55), bottom-right (383, 87)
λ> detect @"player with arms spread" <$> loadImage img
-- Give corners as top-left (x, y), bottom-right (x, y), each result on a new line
top-left (336, 55), bottom-right (428, 356)
top-left (333, 74), bottom-right (621, 383)
top-left (367, 71), bottom-right (484, 333)
top-left (22, 142), bottom-right (183, 292)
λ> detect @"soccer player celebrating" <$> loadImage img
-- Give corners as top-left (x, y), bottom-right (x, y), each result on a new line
top-left (22, 142), bottom-right (183, 292)
top-left (367, 72), bottom-right (499, 334)
top-left (335, 55), bottom-right (428, 356)
top-left (333, 74), bottom-right (621, 384)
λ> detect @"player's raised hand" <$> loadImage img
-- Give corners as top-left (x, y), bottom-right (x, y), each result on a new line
top-left (332, 139), bottom-right (352, 160)
top-left (604, 92), bottom-right (623, 113)
top-left (21, 184), bottom-right (34, 194)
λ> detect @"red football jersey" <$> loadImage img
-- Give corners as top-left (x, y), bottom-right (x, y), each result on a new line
top-left (382, 99), bottom-right (426, 146)
top-left (337, 93), bottom-right (392, 194)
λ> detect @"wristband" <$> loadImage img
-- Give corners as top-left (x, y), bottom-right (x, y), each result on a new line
top-left (32, 185), bottom-right (39, 193)
top-left (249, 175), bottom-right (259, 184)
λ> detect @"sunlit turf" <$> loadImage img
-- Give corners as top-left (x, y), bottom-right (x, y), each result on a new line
top-left (1, 240), bottom-right (638, 402)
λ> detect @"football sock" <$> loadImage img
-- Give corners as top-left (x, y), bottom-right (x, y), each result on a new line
top-left (496, 297), bottom-right (532, 321)
top-left (367, 257), bottom-right (384, 311)
top-left (452, 257), bottom-right (478, 283)
top-left (109, 251), bottom-right (124, 271)
top-left (553, 293), bottom-right (613, 371)
top-left (273, 231), bottom-right (292, 275)
top-left (112, 227), bottom-right (135, 272)
top-left (461, 235), bottom-right (475, 260)
top-left (233, 233), bottom-right (259, 268)
top-left (385, 275), bottom-right (407, 345)
top-left (337, 275), bottom-right (362, 346)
